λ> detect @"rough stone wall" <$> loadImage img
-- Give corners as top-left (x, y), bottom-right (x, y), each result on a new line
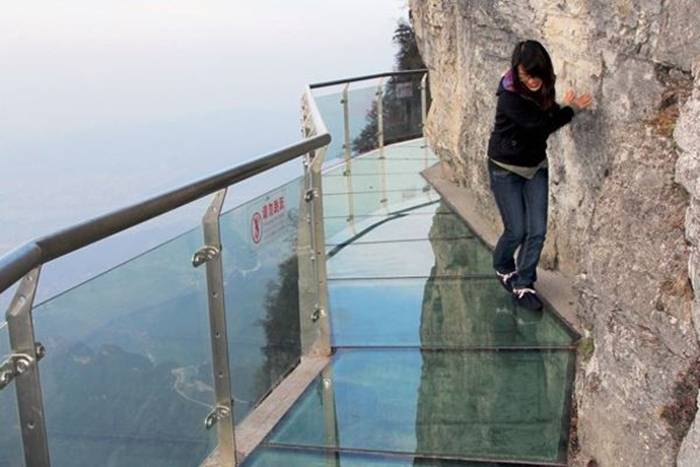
top-left (409, 1), bottom-right (700, 465)
top-left (676, 59), bottom-right (700, 467)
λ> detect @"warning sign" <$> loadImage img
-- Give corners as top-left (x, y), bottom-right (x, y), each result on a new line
top-left (249, 195), bottom-right (287, 246)
top-left (251, 212), bottom-right (262, 244)
top-left (395, 82), bottom-right (414, 98)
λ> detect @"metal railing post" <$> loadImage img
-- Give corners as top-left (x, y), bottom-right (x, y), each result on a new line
top-left (376, 78), bottom-right (388, 207)
top-left (341, 84), bottom-right (356, 222)
top-left (321, 365), bottom-right (338, 467)
top-left (308, 153), bottom-right (331, 357)
top-left (193, 189), bottom-right (237, 465)
top-left (376, 78), bottom-right (385, 159)
top-left (341, 84), bottom-right (352, 172)
top-left (5, 267), bottom-right (51, 467)
top-left (300, 90), bottom-right (331, 357)
top-left (420, 73), bottom-right (429, 168)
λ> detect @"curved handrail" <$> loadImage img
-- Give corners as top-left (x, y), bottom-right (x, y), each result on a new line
top-left (0, 68), bottom-right (429, 297)
top-left (0, 134), bottom-right (329, 296)
top-left (309, 69), bottom-right (428, 89)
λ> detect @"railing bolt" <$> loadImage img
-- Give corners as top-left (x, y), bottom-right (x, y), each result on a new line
top-left (35, 343), bottom-right (46, 360)
top-left (311, 305), bottom-right (323, 322)
top-left (14, 357), bottom-right (31, 375)
top-left (304, 189), bottom-right (316, 202)
top-left (0, 370), bottom-right (12, 387)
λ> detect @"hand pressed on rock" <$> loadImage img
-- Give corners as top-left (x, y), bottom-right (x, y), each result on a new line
top-left (573, 94), bottom-right (593, 110)
top-left (563, 88), bottom-right (593, 110)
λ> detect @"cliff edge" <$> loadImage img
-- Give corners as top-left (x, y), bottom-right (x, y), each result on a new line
top-left (409, 1), bottom-right (700, 465)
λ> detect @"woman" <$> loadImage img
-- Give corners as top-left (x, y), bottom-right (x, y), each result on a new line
top-left (487, 40), bottom-right (592, 310)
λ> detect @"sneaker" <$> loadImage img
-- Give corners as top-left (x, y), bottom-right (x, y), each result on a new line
top-left (512, 287), bottom-right (543, 311)
top-left (496, 270), bottom-right (517, 293)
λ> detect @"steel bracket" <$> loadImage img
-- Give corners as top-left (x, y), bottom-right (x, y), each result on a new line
top-left (304, 189), bottom-right (317, 202)
top-left (310, 305), bottom-right (326, 322)
top-left (192, 245), bottom-right (221, 267)
top-left (204, 405), bottom-right (231, 430)
top-left (0, 343), bottom-right (45, 391)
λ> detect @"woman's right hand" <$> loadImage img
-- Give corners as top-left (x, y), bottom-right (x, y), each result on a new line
top-left (563, 88), bottom-right (593, 110)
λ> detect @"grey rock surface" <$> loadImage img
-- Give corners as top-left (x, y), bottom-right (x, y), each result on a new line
top-left (409, 1), bottom-right (700, 465)
top-left (676, 59), bottom-right (700, 467)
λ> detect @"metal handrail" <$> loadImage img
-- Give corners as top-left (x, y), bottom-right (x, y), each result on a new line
top-left (309, 69), bottom-right (428, 89)
top-left (0, 134), bottom-right (329, 296)
top-left (1, 68), bottom-right (428, 467)
top-left (303, 86), bottom-right (328, 137)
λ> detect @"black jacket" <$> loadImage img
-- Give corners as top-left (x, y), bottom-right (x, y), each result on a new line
top-left (487, 77), bottom-right (574, 167)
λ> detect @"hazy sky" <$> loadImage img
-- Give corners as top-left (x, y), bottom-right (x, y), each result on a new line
top-left (1, 1), bottom-right (408, 137)
top-left (0, 1), bottom-right (409, 303)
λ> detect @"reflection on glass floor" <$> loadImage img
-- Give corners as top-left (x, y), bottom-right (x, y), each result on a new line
top-left (262, 349), bottom-right (572, 464)
top-left (327, 238), bottom-right (493, 279)
top-left (243, 138), bottom-right (576, 466)
top-left (329, 278), bottom-right (575, 348)
top-left (244, 447), bottom-right (538, 467)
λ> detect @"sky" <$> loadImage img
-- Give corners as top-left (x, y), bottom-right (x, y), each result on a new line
top-left (0, 1), bottom-right (407, 138)
top-left (0, 1), bottom-right (410, 304)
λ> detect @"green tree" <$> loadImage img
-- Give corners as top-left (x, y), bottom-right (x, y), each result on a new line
top-left (393, 18), bottom-right (426, 71)
top-left (352, 18), bottom-right (429, 153)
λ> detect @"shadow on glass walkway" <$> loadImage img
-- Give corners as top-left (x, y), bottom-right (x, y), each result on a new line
top-left (0, 70), bottom-right (577, 467)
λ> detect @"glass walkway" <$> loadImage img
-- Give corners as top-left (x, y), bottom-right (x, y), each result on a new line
top-left (241, 138), bottom-right (577, 466)
top-left (0, 71), bottom-right (577, 467)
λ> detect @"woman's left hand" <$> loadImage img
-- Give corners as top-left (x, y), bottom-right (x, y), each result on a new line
top-left (573, 94), bottom-right (593, 110)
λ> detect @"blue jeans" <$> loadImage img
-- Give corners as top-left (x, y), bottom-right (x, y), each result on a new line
top-left (488, 160), bottom-right (548, 289)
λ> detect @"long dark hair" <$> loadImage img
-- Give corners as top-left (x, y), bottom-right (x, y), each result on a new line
top-left (510, 40), bottom-right (556, 110)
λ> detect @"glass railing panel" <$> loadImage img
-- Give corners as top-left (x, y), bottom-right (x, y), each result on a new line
top-left (393, 137), bottom-right (428, 148)
top-left (329, 278), bottom-right (575, 348)
top-left (31, 226), bottom-right (215, 467)
top-left (0, 324), bottom-right (25, 466)
top-left (322, 171), bottom-right (430, 195)
top-left (322, 139), bottom-right (439, 183)
top-left (347, 85), bottom-right (382, 158)
top-left (330, 156), bottom-right (438, 176)
top-left (219, 176), bottom-right (304, 421)
top-left (367, 141), bottom-right (437, 159)
top-left (314, 85), bottom-right (378, 162)
top-left (323, 201), bottom-right (443, 241)
top-left (327, 237), bottom-right (492, 279)
top-left (313, 90), bottom-right (345, 162)
top-left (322, 189), bottom-right (440, 222)
top-left (382, 75), bottom-right (425, 144)
top-left (243, 446), bottom-right (533, 466)
top-left (325, 157), bottom-right (439, 177)
top-left (266, 349), bottom-right (573, 464)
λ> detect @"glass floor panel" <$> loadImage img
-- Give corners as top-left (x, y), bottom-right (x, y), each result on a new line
top-left (322, 190), bottom-right (441, 220)
top-left (329, 278), bottom-right (575, 348)
top-left (327, 238), bottom-right (492, 279)
top-left (325, 158), bottom-right (438, 176)
top-left (323, 210), bottom-right (452, 245)
top-left (325, 169), bottom-right (435, 177)
top-left (264, 349), bottom-right (572, 465)
top-left (323, 172), bottom-right (432, 195)
top-left (326, 213), bottom-right (473, 246)
top-left (243, 446), bottom-right (536, 466)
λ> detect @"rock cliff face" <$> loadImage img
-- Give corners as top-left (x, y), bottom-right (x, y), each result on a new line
top-left (675, 59), bottom-right (700, 467)
top-left (409, 1), bottom-right (700, 465)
